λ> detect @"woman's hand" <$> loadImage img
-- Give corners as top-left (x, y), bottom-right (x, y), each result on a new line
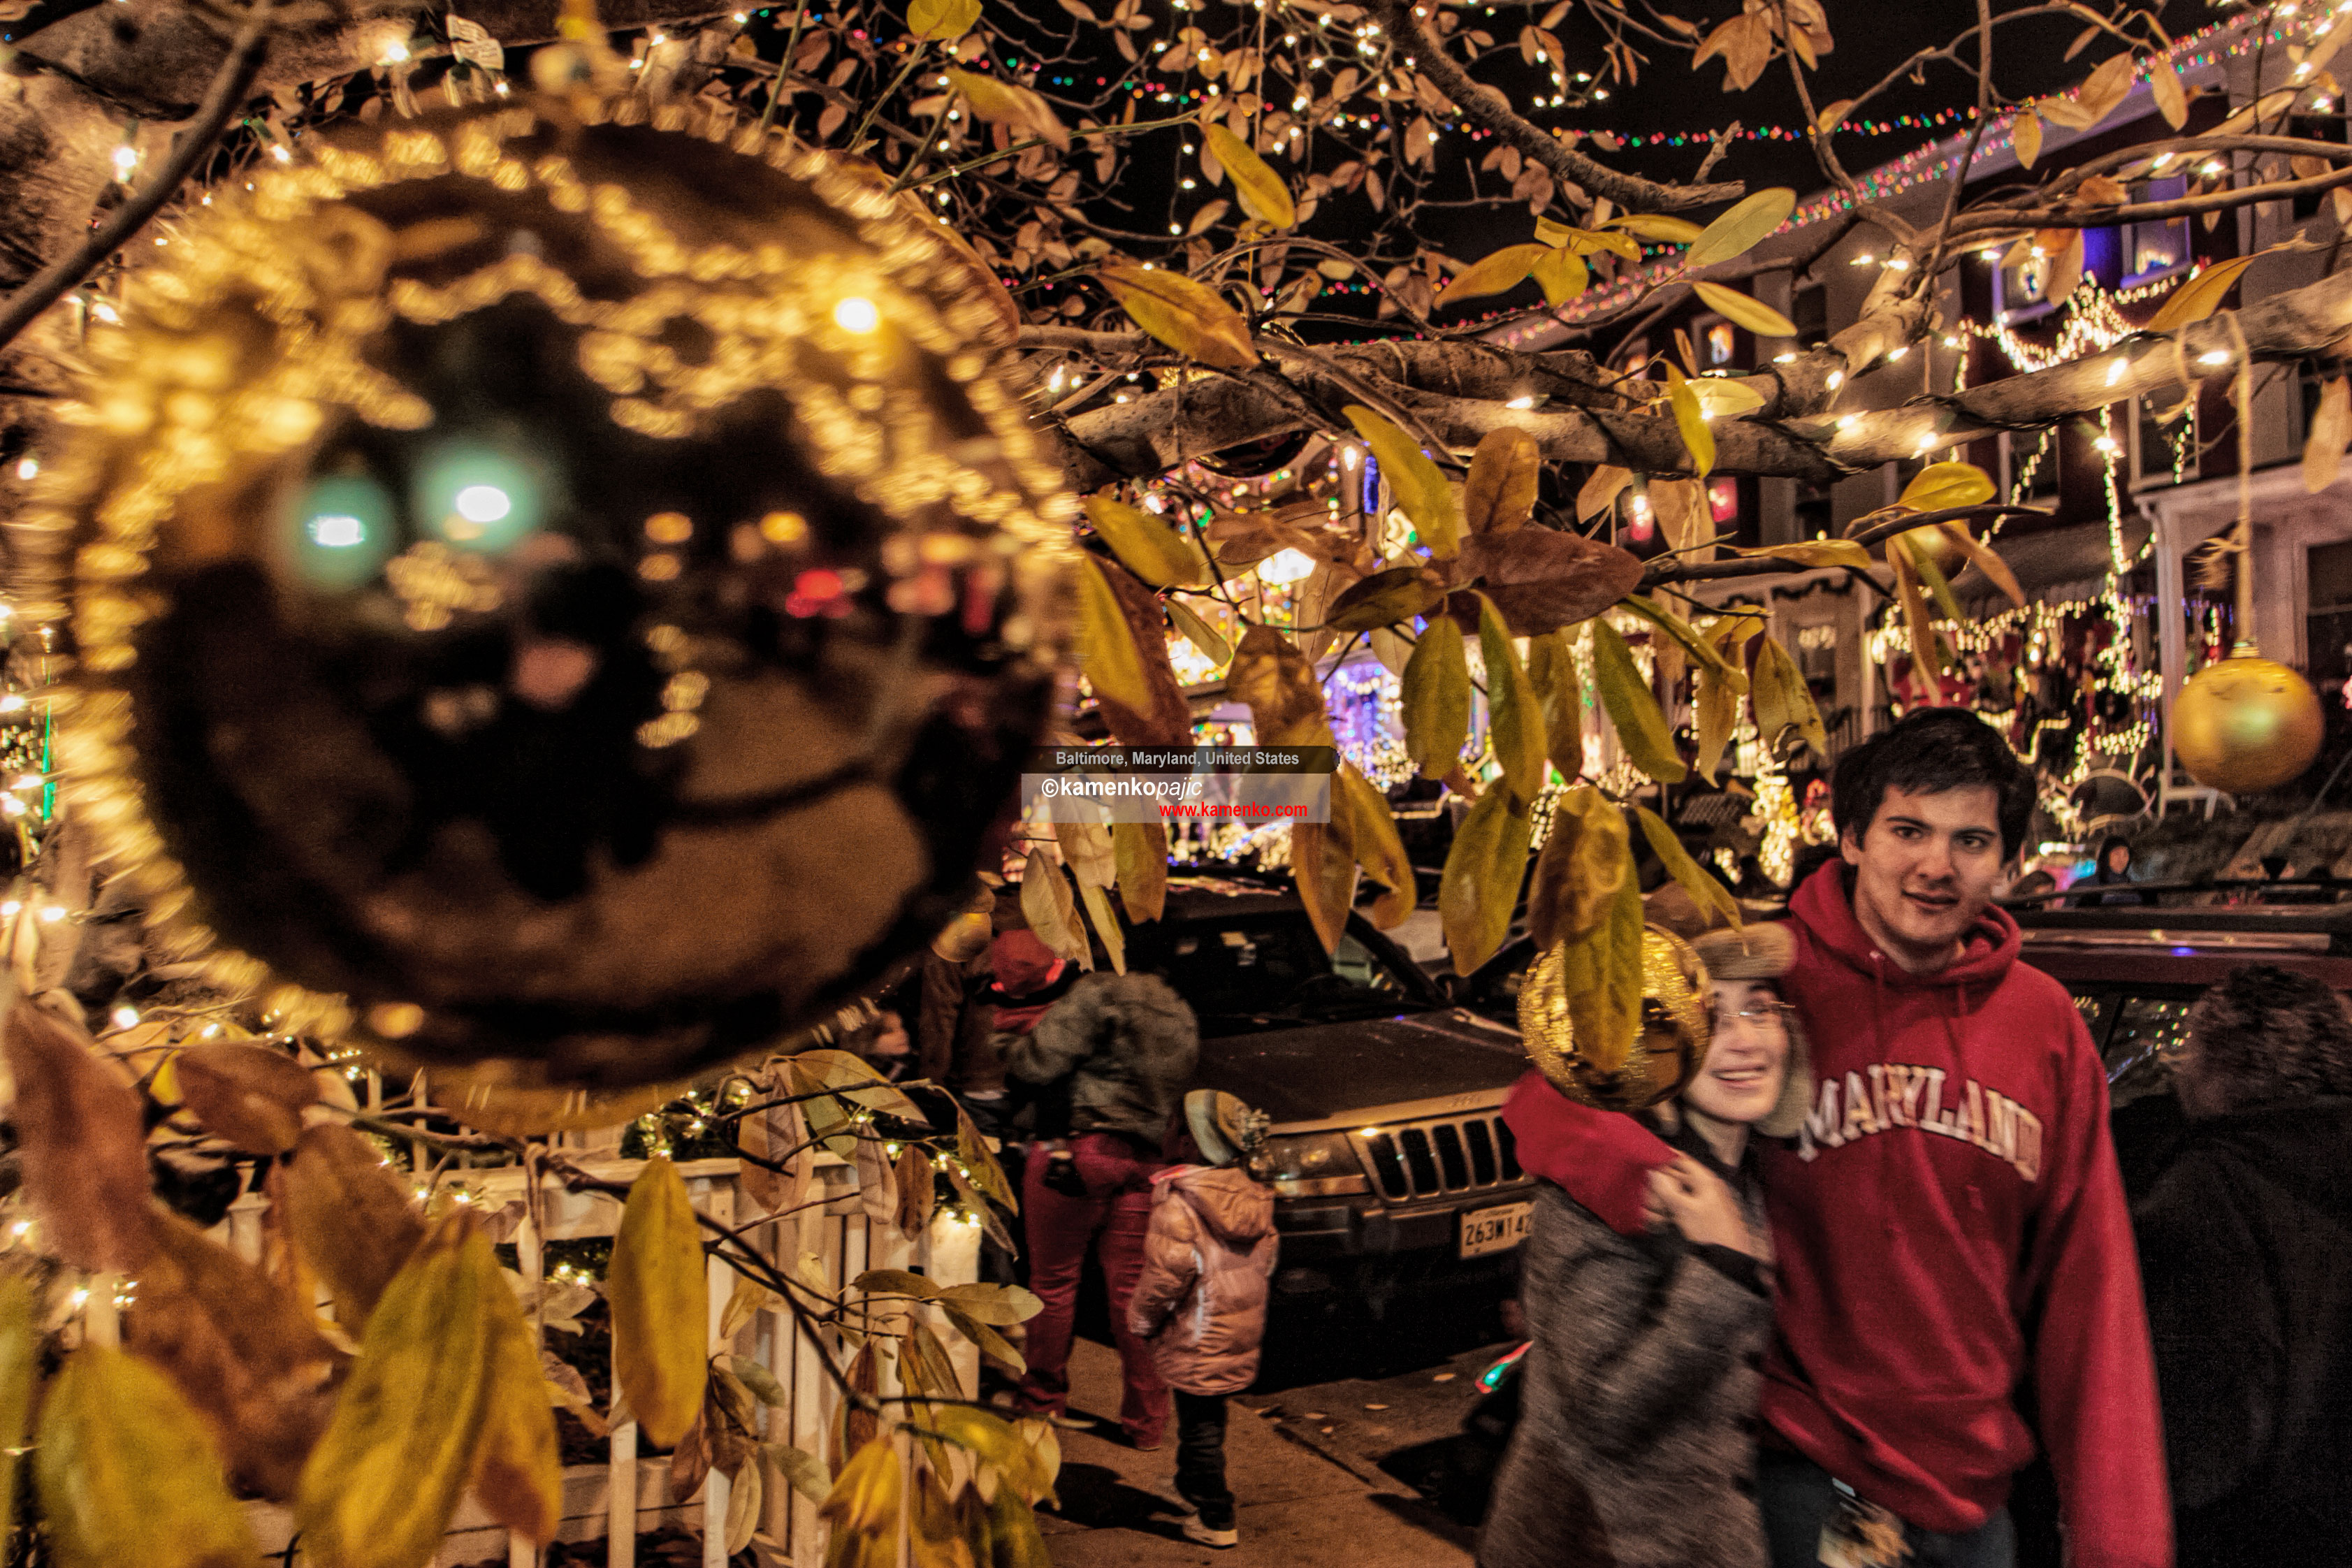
top-left (1644, 1156), bottom-right (1762, 1258)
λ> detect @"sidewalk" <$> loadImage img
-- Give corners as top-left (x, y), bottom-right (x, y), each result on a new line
top-left (1038, 1337), bottom-right (1478, 1567)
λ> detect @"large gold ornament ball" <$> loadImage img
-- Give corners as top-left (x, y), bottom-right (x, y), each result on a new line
top-left (2173, 655), bottom-right (2324, 794)
top-left (15, 100), bottom-right (1077, 1091)
top-left (1518, 924), bottom-right (1712, 1113)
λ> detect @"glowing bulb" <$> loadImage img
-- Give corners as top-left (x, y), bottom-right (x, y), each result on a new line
top-left (453, 485), bottom-right (511, 524)
top-left (2105, 358), bottom-right (2128, 385)
top-left (110, 1006), bottom-right (139, 1029)
top-left (14, 457), bottom-right (34, 480)
top-left (1826, 370), bottom-right (1844, 390)
top-left (2198, 349), bottom-right (2233, 366)
top-left (1258, 548), bottom-right (1317, 585)
top-left (111, 145), bottom-right (137, 175)
top-left (380, 38), bottom-right (410, 63)
top-left (833, 297), bottom-right (880, 333)
top-left (308, 514), bottom-right (366, 548)
top-left (1505, 395), bottom-right (1536, 409)
top-left (1885, 345), bottom-right (1909, 361)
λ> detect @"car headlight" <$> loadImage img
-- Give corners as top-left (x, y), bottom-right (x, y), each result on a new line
top-left (1261, 1131), bottom-right (1369, 1197)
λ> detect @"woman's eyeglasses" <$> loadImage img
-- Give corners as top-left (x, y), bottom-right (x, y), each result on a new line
top-left (1718, 1000), bottom-right (1788, 1028)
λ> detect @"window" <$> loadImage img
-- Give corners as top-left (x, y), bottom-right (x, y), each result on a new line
top-left (2134, 394), bottom-right (2197, 486)
top-left (1996, 245), bottom-right (2061, 321)
top-left (2122, 178), bottom-right (2190, 284)
top-left (1791, 281), bottom-right (1827, 342)
top-left (1705, 321), bottom-right (1737, 367)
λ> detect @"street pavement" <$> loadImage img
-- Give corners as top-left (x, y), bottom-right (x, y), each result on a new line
top-left (1038, 1333), bottom-right (1516, 1565)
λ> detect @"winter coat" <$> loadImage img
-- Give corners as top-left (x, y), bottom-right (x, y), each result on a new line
top-left (2133, 1098), bottom-right (2352, 1568)
top-left (1003, 972), bottom-right (1198, 1145)
top-left (1125, 1165), bottom-right (1279, 1394)
top-left (1479, 1123), bottom-right (1773, 1568)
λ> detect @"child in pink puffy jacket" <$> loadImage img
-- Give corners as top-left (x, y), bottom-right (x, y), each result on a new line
top-left (1126, 1091), bottom-right (1279, 1549)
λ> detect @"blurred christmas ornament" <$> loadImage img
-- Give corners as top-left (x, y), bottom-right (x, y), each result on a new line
top-left (1518, 924), bottom-right (1711, 1112)
top-left (2173, 652), bottom-right (2323, 794)
top-left (15, 99), bottom-right (1076, 1098)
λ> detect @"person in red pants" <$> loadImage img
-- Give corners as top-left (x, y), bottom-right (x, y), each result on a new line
top-left (1004, 968), bottom-right (1200, 1449)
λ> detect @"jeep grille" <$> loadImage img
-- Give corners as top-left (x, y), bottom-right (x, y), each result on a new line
top-left (1354, 1114), bottom-right (1523, 1201)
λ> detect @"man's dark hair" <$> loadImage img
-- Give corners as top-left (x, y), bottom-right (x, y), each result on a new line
top-left (2184, 964), bottom-right (2352, 1111)
top-left (1829, 709), bottom-right (2035, 861)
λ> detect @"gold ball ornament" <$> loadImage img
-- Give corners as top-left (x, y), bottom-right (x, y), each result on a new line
top-left (2172, 654), bottom-right (2324, 794)
top-left (1517, 924), bottom-right (1712, 1113)
top-left (13, 99), bottom-right (1077, 1096)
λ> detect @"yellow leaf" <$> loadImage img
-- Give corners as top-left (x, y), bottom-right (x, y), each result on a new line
top-left (1075, 556), bottom-right (1153, 716)
top-left (1525, 785), bottom-right (1628, 953)
top-left (1166, 595), bottom-right (1231, 669)
top-left (1753, 634), bottom-right (1830, 757)
top-left (1635, 806), bottom-right (1742, 930)
top-left (1402, 616), bottom-right (1471, 778)
top-left (295, 1216), bottom-right (500, 1568)
top-left (2075, 52), bottom-right (2137, 127)
top-left (0, 1275), bottom-right (33, 1547)
top-left (1228, 622), bottom-right (1336, 748)
top-left (472, 1285), bottom-right (562, 1547)
top-left (1688, 377), bottom-right (1769, 420)
top-left (1734, 539), bottom-right (1871, 569)
top-left (2147, 251), bottom-right (2272, 335)
top-left (1020, 850), bottom-right (1088, 967)
top-left (1525, 630), bottom-right (1585, 784)
top-left (1602, 212), bottom-right (1704, 244)
top-left (1055, 820), bottom-right (1117, 889)
top-left (1112, 822), bottom-right (1170, 923)
top-left (1323, 564), bottom-right (1449, 630)
top-left (1478, 593), bottom-right (1548, 801)
top-left (1815, 97), bottom-right (1854, 133)
top-left (1440, 787), bottom-right (1534, 976)
top-left (1621, 593), bottom-right (1730, 681)
top-left (39, 1344), bottom-right (263, 1568)
top-left (943, 68), bottom-right (1068, 147)
top-left (820, 1438), bottom-right (906, 1544)
top-left (1099, 263), bottom-right (1255, 371)
top-left (1685, 187), bottom-right (1796, 268)
top-left (1290, 819), bottom-right (1359, 956)
top-left (1664, 365), bottom-right (1713, 479)
top-left (1529, 245), bottom-right (1589, 306)
top-left (908, 0), bottom-right (981, 40)
top-left (2014, 108), bottom-right (2043, 168)
top-left (1523, 790), bottom-right (1643, 1079)
top-left (1203, 123), bottom-right (1295, 228)
top-left (607, 1158), bottom-right (710, 1449)
top-left (1082, 495), bottom-right (1210, 588)
top-left (1590, 619), bottom-right (1687, 782)
top-left (1692, 612), bottom-right (1762, 782)
top-left (1895, 460), bottom-right (1995, 514)
top-left (2307, 376), bottom-right (2351, 493)
top-left (1691, 280), bottom-right (1797, 337)
top-left (1334, 764), bottom-right (1414, 929)
top-left (1436, 242), bottom-right (1548, 306)
top-left (1936, 523), bottom-right (2026, 609)
top-left (1463, 426), bottom-right (1540, 535)
top-left (1075, 879), bottom-right (1127, 975)
top-left (1576, 464), bottom-right (1632, 523)
top-left (1344, 404), bottom-right (1462, 558)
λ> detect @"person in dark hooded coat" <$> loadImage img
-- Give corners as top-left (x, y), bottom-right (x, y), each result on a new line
top-left (2133, 963), bottom-right (2352, 1568)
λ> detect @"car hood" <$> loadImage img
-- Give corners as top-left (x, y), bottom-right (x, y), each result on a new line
top-left (1190, 1008), bottom-right (1528, 1127)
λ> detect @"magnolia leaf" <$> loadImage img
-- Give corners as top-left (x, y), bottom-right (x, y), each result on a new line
top-left (851, 1267), bottom-right (940, 1301)
top-left (943, 1302), bottom-right (1026, 1374)
top-left (1690, 280), bottom-right (1797, 337)
top-left (472, 1276), bottom-right (562, 1546)
top-left (173, 1043), bottom-right (317, 1154)
top-left (1530, 245), bottom-right (1589, 305)
top-left (1089, 557), bottom-right (1194, 746)
top-left (2042, 228), bottom-right (2085, 307)
top-left (282, 1124), bottom-right (426, 1334)
top-left (0, 1275), bottom-right (30, 1546)
top-left (1478, 593), bottom-right (1548, 802)
top-left (1526, 785), bottom-right (1629, 954)
top-left (1688, 377), bottom-right (1770, 420)
top-left (763, 1442), bottom-right (832, 1507)
top-left (294, 1216), bottom-right (500, 1568)
top-left (1335, 764), bottom-right (1414, 929)
top-left (1075, 556), bottom-right (1154, 717)
top-left (1936, 523), bottom-right (2027, 608)
top-left (2148, 250), bottom-right (2273, 334)
top-left (1055, 820), bottom-right (1116, 889)
top-left (1604, 212), bottom-right (1704, 243)
top-left (1884, 537), bottom-right (1940, 697)
top-left (943, 68), bottom-right (1068, 148)
top-left (1402, 617), bottom-right (1471, 778)
top-left (1447, 528), bottom-right (1646, 637)
top-left (1440, 787), bottom-right (1534, 976)
top-left (1323, 564), bottom-right (1449, 630)
top-left (820, 1439), bottom-right (906, 1547)
top-left (1905, 532), bottom-right (1967, 622)
top-left (1112, 821), bottom-right (1170, 922)
top-left (1590, 618), bottom-right (1687, 782)
top-left (608, 1157), bottom-right (709, 1449)
top-left (908, 0), bottom-right (981, 40)
top-left (1075, 879), bottom-right (1128, 976)
top-left (1165, 596), bottom-right (1231, 669)
top-left (2075, 51), bottom-right (2137, 128)
top-left (5, 1002), bottom-right (154, 1272)
top-left (1577, 464), bottom-right (1633, 523)
top-left (1753, 635), bottom-right (1831, 757)
top-left (1019, 848), bottom-right (1087, 968)
top-left (2014, 107), bottom-right (2044, 168)
top-left (1525, 630), bottom-right (1585, 785)
top-left (1464, 426), bottom-right (1541, 535)
top-left (1550, 827), bottom-right (1647, 1096)
top-left (1345, 404), bottom-right (1462, 558)
top-left (1815, 96), bottom-right (1854, 133)
top-left (1099, 262), bottom-right (1255, 370)
top-left (1082, 495), bottom-right (1210, 588)
top-left (1204, 122), bottom-right (1295, 227)
top-left (1635, 806), bottom-right (1743, 930)
top-left (1664, 367), bottom-right (1713, 479)
top-left (1734, 539), bottom-right (1871, 569)
top-left (1894, 460), bottom-right (1995, 514)
top-left (1692, 652), bottom-right (1743, 784)
top-left (1622, 593), bottom-right (1732, 680)
top-left (1685, 187), bottom-right (1796, 268)
top-left (1438, 242), bottom-right (1546, 306)
top-left (2307, 377), bottom-right (2351, 493)
top-left (1290, 818), bottom-right (1360, 956)
top-left (38, 1344), bottom-right (265, 1568)
top-left (738, 1094), bottom-right (815, 1217)
top-left (1228, 622), bottom-right (1335, 747)
top-left (723, 1456), bottom-right (764, 1556)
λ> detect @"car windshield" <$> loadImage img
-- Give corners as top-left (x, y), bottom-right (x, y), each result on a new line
top-left (1128, 912), bottom-right (1433, 1025)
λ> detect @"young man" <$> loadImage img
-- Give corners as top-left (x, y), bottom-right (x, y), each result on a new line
top-left (1502, 708), bottom-right (2169, 1568)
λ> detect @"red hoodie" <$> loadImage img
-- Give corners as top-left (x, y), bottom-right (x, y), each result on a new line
top-left (1504, 864), bottom-right (2170, 1568)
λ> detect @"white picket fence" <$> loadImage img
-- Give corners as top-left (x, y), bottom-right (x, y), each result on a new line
top-left (217, 1149), bottom-right (982, 1568)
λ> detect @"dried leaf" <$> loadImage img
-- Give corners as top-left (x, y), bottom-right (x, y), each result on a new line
top-left (1526, 785), bottom-right (1629, 954)
top-left (1690, 280), bottom-right (1796, 338)
top-left (2014, 108), bottom-right (2043, 168)
top-left (1604, 212), bottom-right (1704, 244)
top-left (1289, 818), bottom-right (1360, 956)
top-left (2307, 376), bottom-right (2351, 492)
top-left (1334, 764), bottom-right (1414, 929)
top-left (1753, 635), bottom-right (1831, 757)
top-left (281, 1124), bottom-right (426, 1334)
top-left (1477, 593), bottom-right (1548, 803)
top-left (1464, 427), bottom-right (1541, 535)
top-left (1446, 527), bottom-right (1645, 637)
top-left (1634, 806), bottom-right (1742, 929)
top-left (1323, 564), bottom-right (1449, 630)
top-left (1111, 822), bottom-right (1169, 922)
top-left (943, 68), bottom-right (1068, 148)
top-left (173, 1043), bottom-right (316, 1154)
top-left (1664, 366), bottom-right (1713, 479)
top-left (738, 1091), bottom-right (815, 1218)
top-left (1685, 187), bottom-right (1796, 268)
top-left (0, 1274), bottom-right (37, 1544)
top-left (1530, 245), bottom-right (1590, 305)
top-left (908, 0), bottom-right (981, 40)
top-left (1166, 596), bottom-right (1231, 670)
top-left (38, 1344), bottom-right (264, 1568)
top-left (2074, 52), bottom-right (2137, 129)
top-left (1075, 556), bottom-right (1154, 718)
top-left (472, 1278), bottom-right (562, 1546)
top-left (1204, 122), bottom-right (1295, 227)
top-left (1590, 619), bottom-right (1687, 782)
top-left (1437, 242), bottom-right (1546, 306)
top-left (5, 1002), bottom-right (153, 1272)
top-left (1228, 623), bottom-right (1335, 747)
top-left (2147, 250), bottom-right (2273, 334)
top-left (821, 1437), bottom-right (906, 1553)
top-left (1577, 464), bottom-right (1633, 523)
top-left (1402, 616), bottom-right (1471, 778)
top-left (1440, 787), bottom-right (1534, 976)
top-left (607, 1156), bottom-right (709, 1449)
top-left (1082, 495), bottom-right (1210, 588)
top-left (1345, 404), bottom-right (1462, 558)
top-left (1055, 820), bottom-right (1117, 889)
top-left (1100, 262), bottom-right (1254, 370)
top-left (1894, 460), bottom-right (1995, 514)
top-left (1815, 97), bottom-right (1854, 133)
top-left (1693, 613), bottom-right (1762, 783)
top-left (1524, 630), bottom-right (1585, 784)
top-left (1936, 523), bottom-right (2026, 608)
top-left (1088, 557), bottom-right (1194, 746)
top-left (1734, 539), bottom-right (1871, 569)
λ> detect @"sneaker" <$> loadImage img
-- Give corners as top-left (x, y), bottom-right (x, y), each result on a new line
top-left (1180, 1517), bottom-right (1239, 1548)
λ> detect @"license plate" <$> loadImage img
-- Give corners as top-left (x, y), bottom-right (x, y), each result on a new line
top-left (1458, 1201), bottom-right (1533, 1258)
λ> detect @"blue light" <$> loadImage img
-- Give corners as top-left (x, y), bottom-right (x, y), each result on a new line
top-left (2171, 946), bottom-right (2194, 957)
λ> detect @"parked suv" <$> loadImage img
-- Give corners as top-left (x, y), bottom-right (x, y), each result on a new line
top-left (1130, 877), bottom-right (1537, 1307)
